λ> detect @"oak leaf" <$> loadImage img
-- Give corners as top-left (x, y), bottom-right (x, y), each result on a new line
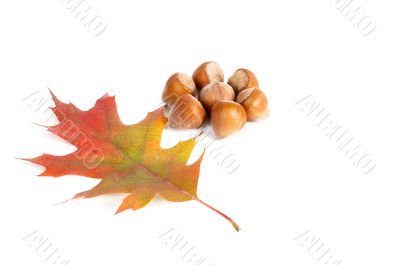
top-left (25, 91), bottom-right (239, 231)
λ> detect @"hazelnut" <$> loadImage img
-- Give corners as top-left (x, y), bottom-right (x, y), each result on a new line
top-left (228, 68), bottom-right (259, 93)
top-left (192, 61), bottom-right (224, 90)
top-left (211, 101), bottom-right (247, 138)
top-left (162, 72), bottom-right (196, 105)
top-left (236, 88), bottom-right (268, 121)
top-left (168, 94), bottom-right (206, 129)
top-left (199, 82), bottom-right (235, 112)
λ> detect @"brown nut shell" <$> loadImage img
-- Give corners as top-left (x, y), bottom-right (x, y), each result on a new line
top-left (192, 61), bottom-right (224, 90)
top-left (199, 82), bottom-right (235, 112)
top-left (236, 87), bottom-right (268, 121)
top-left (162, 72), bottom-right (196, 105)
top-left (228, 68), bottom-right (259, 93)
top-left (211, 101), bottom-right (247, 138)
top-left (168, 94), bottom-right (206, 129)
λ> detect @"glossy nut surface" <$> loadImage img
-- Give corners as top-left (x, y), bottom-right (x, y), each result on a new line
top-left (199, 82), bottom-right (235, 112)
top-left (162, 72), bottom-right (196, 105)
top-left (168, 94), bottom-right (206, 129)
top-left (211, 101), bottom-right (247, 138)
top-left (192, 61), bottom-right (224, 90)
top-left (228, 68), bottom-right (259, 93)
top-left (236, 87), bottom-right (268, 121)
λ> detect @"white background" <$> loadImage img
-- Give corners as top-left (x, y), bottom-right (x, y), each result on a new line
top-left (1, 0), bottom-right (399, 264)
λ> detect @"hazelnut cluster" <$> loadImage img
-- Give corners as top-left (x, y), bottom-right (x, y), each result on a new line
top-left (162, 61), bottom-right (269, 138)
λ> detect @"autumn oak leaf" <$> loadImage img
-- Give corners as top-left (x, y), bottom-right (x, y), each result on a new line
top-left (24, 91), bottom-right (240, 231)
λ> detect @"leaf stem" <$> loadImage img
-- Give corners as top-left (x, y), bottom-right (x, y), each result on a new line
top-left (195, 198), bottom-right (240, 232)
top-left (136, 163), bottom-right (240, 231)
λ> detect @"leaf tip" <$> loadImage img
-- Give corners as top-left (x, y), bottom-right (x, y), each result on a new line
top-left (100, 92), bottom-right (114, 100)
top-left (114, 206), bottom-right (128, 215)
top-left (53, 198), bottom-right (72, 206)
top-left (47, 87), bottom-right (57, 101)
top-left (31, 121), bottom-right (49, 129)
